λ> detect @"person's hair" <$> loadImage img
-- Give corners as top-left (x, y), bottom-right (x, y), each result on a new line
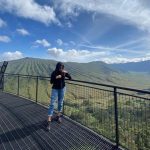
top-left (55, 62), bottom-right (64, 71)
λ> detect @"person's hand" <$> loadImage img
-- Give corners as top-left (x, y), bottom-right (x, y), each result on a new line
top-left (56, 75), bottom-right (62, 79)
top-left (62, 70), bottom-right (67, 77)
top-left (62, 70), bottom-right (68, 73)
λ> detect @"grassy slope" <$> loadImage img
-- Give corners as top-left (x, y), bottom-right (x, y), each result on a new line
top-left (4, 57), bottom-right (150, 89)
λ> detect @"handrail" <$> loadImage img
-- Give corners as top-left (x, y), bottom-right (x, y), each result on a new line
top-left (4, 73), bottom-right (150, 94)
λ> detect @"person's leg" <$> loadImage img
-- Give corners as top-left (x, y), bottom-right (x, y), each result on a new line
top-left (48, 89), bottom-right (58, 122)
top-left (57, 87), bottom-right (66, 121)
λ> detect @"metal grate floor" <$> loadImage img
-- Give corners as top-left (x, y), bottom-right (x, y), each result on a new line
top-left (0, 92), bottom-right (121, 150)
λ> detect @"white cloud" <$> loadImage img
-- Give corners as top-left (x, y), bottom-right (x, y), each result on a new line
top-left (47, 47), bottom-right (109, 62)
top-left (57, 39), bottom-right (63, 46)
top-left (79, 43), bottom-right (144, 55)
top-left (0, 18), bottom-right (6, 28)
top-left (0, 0), bottom-right (60, 25)
top-left (70, 41), bottom-right (76, 45)
top-left (17, 28), bottom-right (30, 36)
top-left (53, 0), bottom-right (79, 17)
top-left (47, 47), bottom-right (150, 63)
top-left (1, 51), bottom-right (24, 61)
top-left (146, 53), bottom-right (150, 56)
top-left (35, 39), bottom-right (51, 47)
top-left (66, 22), bottom-right (72, 28)
top-left (102, 56), bottom-right (150, 64)
top-left (0, 35), bottom-right (11, 43)
top-left (114, 37), bottom-right (150, 49)
top-left (56, 39), bottom-right (69, 46)
top-left (54, 0), bottom-right (150, 32)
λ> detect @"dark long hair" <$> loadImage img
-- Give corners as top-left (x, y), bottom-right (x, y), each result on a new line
top-left (55, 62), bottom-right (64, 72)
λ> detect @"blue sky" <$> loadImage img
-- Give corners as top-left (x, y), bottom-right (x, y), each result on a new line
top-left (0, 0), bottom-right (150, 63)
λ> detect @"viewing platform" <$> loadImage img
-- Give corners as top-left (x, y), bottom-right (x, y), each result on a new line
top-left (0, 92), bottom-right (119, 150)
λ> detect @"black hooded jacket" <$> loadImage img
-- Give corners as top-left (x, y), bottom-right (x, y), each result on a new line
top-left (50, 62), bottom-right (71, 89)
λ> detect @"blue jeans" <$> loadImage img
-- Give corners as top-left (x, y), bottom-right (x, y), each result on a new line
top-left (48, 87), bottom-right (66, 116)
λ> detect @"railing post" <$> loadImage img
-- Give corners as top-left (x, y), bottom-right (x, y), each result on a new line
top-left (62, 101), bottom-right (65, 115)
top-left (2, 74), bottom-right (4, 92)
top-left (62, 86), bottom-right (66, 115)
top-left (17, 74), bottom-right (20, 95)
top-left (114, 87), bottom-right (119, 148)
top-left (35, 76), bottom-right (38, 103)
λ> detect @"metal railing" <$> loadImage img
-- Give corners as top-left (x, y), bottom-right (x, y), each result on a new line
top-left (0, 61), bottom-right (8, 90)
top-left (2, 73), bottom-right (150, 150)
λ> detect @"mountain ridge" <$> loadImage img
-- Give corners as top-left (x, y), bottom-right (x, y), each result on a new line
top-left (110, 60), bottom-right (150, 73)
top-left (1, 57), bottom-right (150, 89)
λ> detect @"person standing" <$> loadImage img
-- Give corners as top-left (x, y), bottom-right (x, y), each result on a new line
top-left (47, 62), bottom-right (71, 131)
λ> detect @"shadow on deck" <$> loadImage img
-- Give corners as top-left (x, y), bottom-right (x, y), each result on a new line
top-left (0, 92), bottom-right (121, 150)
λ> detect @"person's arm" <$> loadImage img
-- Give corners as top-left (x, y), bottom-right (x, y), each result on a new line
top-left (65, 72), bottom-right (72, 80)
top-left (50, 72), bottom-right (57, 84)
top-left (51, 71), bottom-right (62, 84)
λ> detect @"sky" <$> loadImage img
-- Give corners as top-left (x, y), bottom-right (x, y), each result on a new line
top-left (0, 0), bottom-right (150, 63)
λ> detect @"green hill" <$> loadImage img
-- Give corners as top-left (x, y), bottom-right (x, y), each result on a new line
top-left (110, 60), bottom-right (150, 73)
top-left (5, 57), bottom-right (118, 83)
top-left (3, 57), bottom-right (150, 89)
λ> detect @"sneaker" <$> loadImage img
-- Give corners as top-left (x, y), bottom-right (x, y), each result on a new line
top-left (56, 116), bottom-right (62, 123)
top-left (47, 121), bottom-right (51, 131)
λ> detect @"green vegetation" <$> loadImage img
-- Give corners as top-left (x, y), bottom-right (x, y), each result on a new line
top-left (4, 57), bottom-right (150, 89)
